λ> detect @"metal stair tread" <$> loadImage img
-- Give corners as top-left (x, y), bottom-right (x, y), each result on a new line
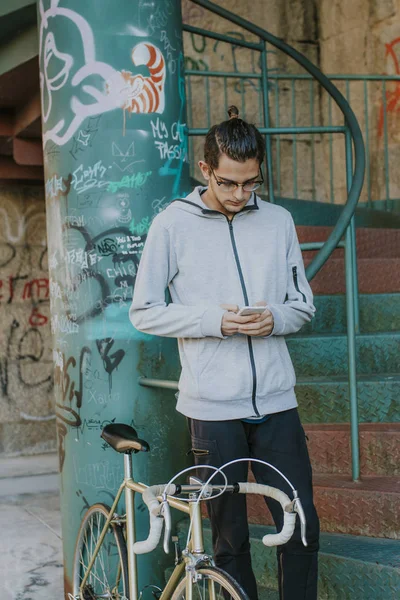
top-left (304, 422), bottom-right (400, 432)
top-left (313, 473), bottom-right (400, 494)
top-left (313, 292), bottom-right (400, 300)
top-left (289, 331), bottom-right (400, 341)
top-left (193, 520), bottom-right (400, 569)
top-left (296, 372), bottom-right (400, 384)
top-left (246, 524), bottom-right (400, 568)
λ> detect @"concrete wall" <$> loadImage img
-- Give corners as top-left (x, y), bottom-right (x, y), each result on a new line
top-left (183, 0), bottom-right (400, 206)
top-left (182, 0), bottom-right (322, 197)
top-left (319, 0), bottom-right (400, 204)
top-left (0, 186), bottom-right (55, 455)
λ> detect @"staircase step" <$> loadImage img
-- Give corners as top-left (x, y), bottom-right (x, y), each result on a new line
top-left (296, 374), bottom-right (400, 423)
top-left (297, 226), bottom-right (400, 258)
top-left (254, 526), bottom-right (400, 599)
top-left (304, 423), bottom-right (400, 477)
top-left (304, 257), bottom-right (400, 294)
top-left (303, 293), bottom-right (400, 334)
top-left (247, 475), bottom-right (400, 539)
top-left (271, 195), bottom-right (400, 228)
top-left (287, 332), bottom-right (400, 376)
top-left (176, 520), bottom-right (400, 598)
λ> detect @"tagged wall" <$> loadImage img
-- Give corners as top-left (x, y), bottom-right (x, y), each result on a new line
top-left (182, 0), bottom-right (400, 208)
top-left (319, 0), bottom-right (400, 205)
top-left (0, 186), bottom-right (55, 455)
top-left (181, 0), bottom-right (322, 199)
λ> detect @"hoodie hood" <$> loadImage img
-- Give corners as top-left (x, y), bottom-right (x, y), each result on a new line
top-left (170, 186), bottom-right (259, 218)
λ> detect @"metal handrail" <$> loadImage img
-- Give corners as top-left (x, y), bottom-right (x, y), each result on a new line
top-left (188, 0), bottom-right (365, 280)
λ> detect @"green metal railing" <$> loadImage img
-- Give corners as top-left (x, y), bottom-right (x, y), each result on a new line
top-left (140, 0), bottom-right (366, 481)
top-left (265, 73), bottom-right (400, 211)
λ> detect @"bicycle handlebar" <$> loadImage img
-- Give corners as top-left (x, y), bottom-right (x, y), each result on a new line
top-left (134, 481), bottom-right (300, 555)
top-left (132, 484), bottom-right (177, 554)
top-left (238, 482), bottom-right (297, 546)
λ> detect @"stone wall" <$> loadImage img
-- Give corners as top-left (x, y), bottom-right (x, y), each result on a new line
top-left (183, 0), bottom-right (400, 207)
top-left (0, 186), bottom-right (55, 455)
top-left (319, 0), bottom-right (400, 205)
top-left (181, 0), bottom-right (322, 198)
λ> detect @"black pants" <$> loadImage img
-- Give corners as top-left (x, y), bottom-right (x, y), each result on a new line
top-left (188, 408), bottom-right (319, 600)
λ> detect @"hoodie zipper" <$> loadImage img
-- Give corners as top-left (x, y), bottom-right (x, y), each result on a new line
top-left (292, 266), bottom-right (307, 303)
top-left (227, 218), bottom-right (260, 418)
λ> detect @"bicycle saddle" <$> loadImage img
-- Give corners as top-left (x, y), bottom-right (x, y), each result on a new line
top-left (101, 423), bottom-right (150, 453)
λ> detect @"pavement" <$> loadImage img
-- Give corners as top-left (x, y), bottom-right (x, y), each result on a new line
top-left (0, 453), bottom-right (64, 600)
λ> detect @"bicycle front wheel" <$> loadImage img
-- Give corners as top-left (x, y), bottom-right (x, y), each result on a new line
top-left (170, 566), bottom-right (249, 600)
top-left (72, 503), bottom-right (129, 600)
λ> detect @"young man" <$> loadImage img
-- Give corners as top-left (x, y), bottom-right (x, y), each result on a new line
top-left (130, 107), bottom-right (319, 600)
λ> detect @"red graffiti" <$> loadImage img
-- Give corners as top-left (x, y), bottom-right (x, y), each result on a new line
top-left (0, 276), bottom-right (49, 303)
top-left (22, 278), bottom-right (49, 300)
top-left (29, 307), bottom-right (48, 327)
top-left (378, 37), bottom-right (400, 137)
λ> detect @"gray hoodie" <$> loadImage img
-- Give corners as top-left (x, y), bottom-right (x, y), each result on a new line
top-left (130, 187), bottom-right (315, 420)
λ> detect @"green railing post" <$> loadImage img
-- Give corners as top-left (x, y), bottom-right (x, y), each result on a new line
top-left (344, 121), bottom-right (360, 334)
top-left (261, 42), bottom-right (276, 203)
top-left (344, 127), bottom-right (360, 482)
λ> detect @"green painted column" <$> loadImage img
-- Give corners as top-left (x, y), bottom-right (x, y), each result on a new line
top-left (37, 1), bottom-right (191, 596)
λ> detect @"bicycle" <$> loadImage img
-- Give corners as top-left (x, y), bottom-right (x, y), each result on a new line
top-left (71, 423), bottom-right (307, 600)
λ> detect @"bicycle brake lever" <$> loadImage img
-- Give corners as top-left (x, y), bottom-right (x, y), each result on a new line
top-left (161, 499), bottom-right (172, 554)
top-left (292, 490), bottom-right (308, 547)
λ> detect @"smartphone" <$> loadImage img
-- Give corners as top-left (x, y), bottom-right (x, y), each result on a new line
top-left (238, 306), bottom-right (266, 316)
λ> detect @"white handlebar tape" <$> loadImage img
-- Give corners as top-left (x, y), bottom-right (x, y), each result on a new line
top-left (238, 482), bottom-right (297, 547)
top-left (132, 484), bottom-right (176, 554)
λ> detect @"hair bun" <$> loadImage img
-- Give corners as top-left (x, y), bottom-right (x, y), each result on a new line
top-left (227, 105), bottom-right (239, 119)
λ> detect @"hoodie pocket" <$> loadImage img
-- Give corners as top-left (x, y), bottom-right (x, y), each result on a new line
top-left (197, 336), bottom-right (252, 401)
top-left (254, 336), bottom-right (296, 397)
top-left (198, 339), bottom-right (224, 377)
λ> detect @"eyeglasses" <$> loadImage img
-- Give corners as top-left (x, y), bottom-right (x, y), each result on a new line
top-left (211, 169), bottom-right (264, 193)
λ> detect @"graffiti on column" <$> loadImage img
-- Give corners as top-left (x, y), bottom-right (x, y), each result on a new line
top-left (39, 0), bottom-right (189, 476)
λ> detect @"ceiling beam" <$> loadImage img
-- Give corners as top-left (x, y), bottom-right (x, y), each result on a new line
top-left (0, 1), bottom-right (36, 18)
top-left (13, 91), bottom-right (41, 137)
top-left (0, 113), bottom-right (14, 136)
top-left (13, 137), bottom-right (43, 166)
top-left (0, 25), bottom-right (38, 77)
top-left (0, 156), bottom-right (43, 180)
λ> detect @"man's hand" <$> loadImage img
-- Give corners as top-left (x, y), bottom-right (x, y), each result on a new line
top-left (238, 302), bottom-right (274, 337)
top-left (220, 304), bottom-right (261, 336)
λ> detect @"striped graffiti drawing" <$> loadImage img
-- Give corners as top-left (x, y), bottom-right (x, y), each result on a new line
top-left (119, 43), bottom-right (166, 114)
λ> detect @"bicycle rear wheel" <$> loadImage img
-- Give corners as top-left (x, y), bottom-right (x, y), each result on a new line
top-left (170, 566), bottom-right (249, 600)
top-left (72, 503), bottom-right (129, 600)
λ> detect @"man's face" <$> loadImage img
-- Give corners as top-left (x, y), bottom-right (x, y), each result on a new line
top-left (199, 154), bottom-right (261, 219)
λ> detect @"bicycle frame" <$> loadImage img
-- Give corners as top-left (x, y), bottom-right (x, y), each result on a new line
top-left (78, 452), bottom-right (211, 600)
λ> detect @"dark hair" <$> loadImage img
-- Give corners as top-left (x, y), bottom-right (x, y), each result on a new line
top-left (204, 105), bottom-right (265, 169)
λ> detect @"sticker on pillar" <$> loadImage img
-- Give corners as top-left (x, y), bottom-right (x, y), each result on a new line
top-left (119, 43), bottom-right (166, 114)
top-left (116, 42), bottom-right (166, 134)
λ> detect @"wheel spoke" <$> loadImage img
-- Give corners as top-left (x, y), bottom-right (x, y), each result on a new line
top-left (73, 506), bottom-right (127, 600)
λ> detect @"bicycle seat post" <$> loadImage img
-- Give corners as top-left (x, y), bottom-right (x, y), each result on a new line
top-left (124, 451), bottom-right (139, 600)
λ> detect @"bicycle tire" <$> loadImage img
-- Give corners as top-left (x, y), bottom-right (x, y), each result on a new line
top-left (170, 565), bottom-right (249, 600)
top-left (72, 503), bottom-right (129, 600)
